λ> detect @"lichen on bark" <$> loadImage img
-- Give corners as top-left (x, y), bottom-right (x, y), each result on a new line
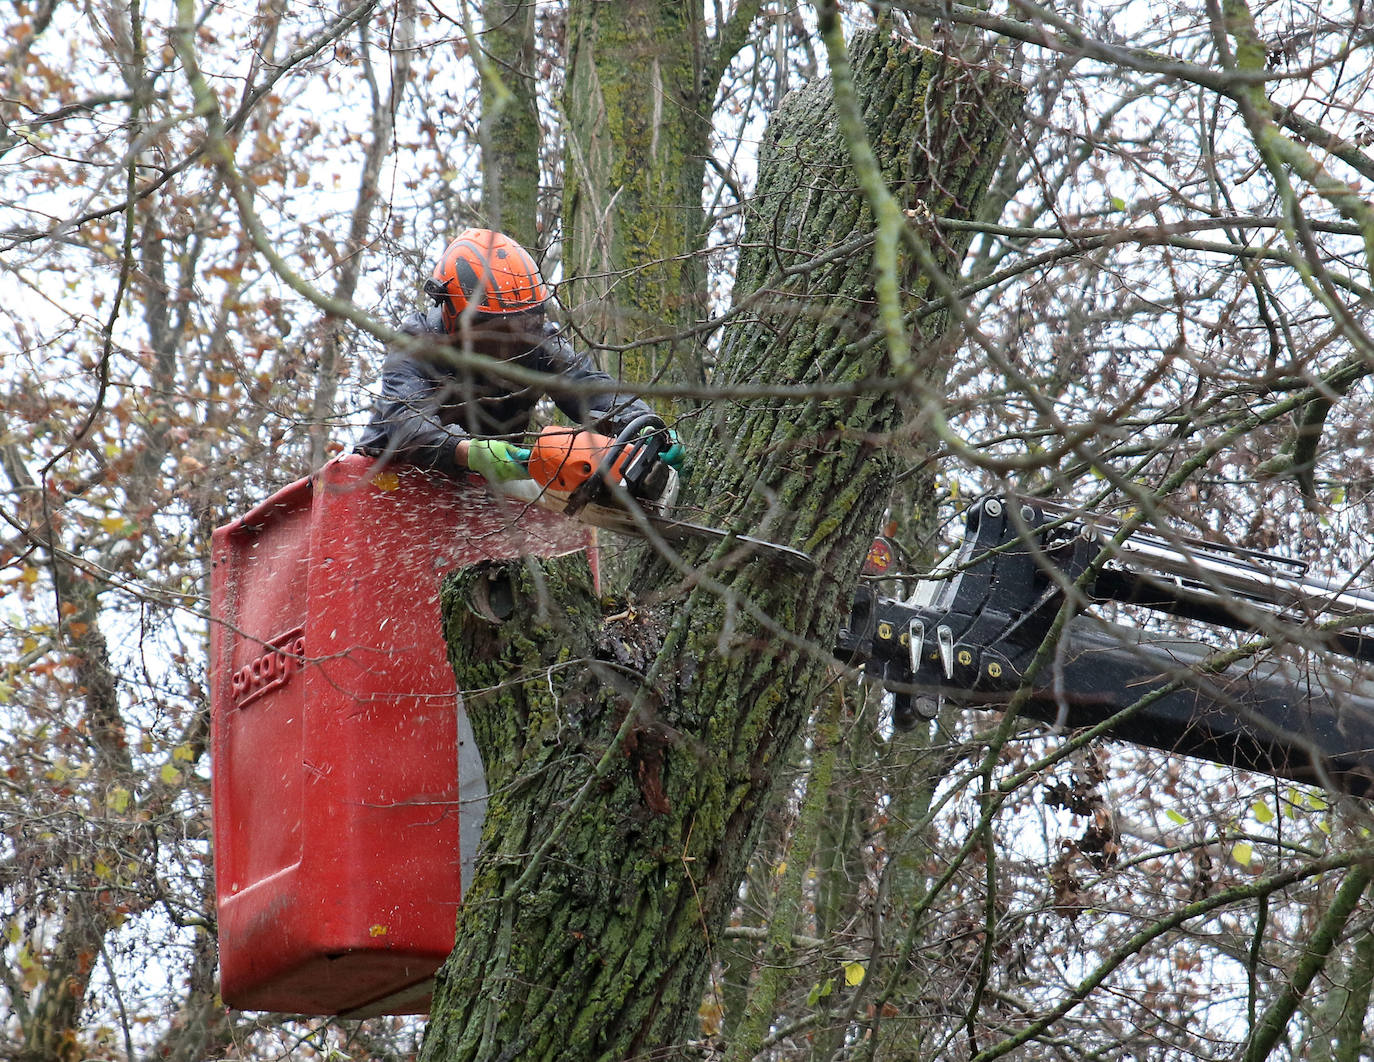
top-left (560, 0), bottom-right (712, 396)
top-left (479, 0), bottom-right (541, 246)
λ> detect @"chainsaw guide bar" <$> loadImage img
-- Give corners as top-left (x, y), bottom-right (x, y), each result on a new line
top-left (497, 480), bottom-right (817, 574)
top-left (500, 416), bottom-right (817, 574)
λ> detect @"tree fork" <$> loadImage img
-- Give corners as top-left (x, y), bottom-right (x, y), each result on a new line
top-left (424, 30), bottom-right (1022, 1061)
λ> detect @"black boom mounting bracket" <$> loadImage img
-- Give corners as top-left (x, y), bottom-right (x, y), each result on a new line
top-left (837, 496), bottom-right (1374, 796)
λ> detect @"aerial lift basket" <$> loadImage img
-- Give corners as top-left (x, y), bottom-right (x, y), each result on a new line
top-left (208, 455), bottom-right (592, 1016)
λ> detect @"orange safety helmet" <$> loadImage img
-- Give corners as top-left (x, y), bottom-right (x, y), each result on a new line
top-left (424, 228), bottom-right (550, 331)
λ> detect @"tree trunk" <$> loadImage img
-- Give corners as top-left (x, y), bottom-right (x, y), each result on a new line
top-left (423, 30), bottom-right (1023, 1061)
top-left (560, 0), bottom-right (712, 395)
top-left (480, 0), bottom-right (541, 246)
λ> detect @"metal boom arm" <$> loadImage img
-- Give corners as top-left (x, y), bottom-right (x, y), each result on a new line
top-left (838, 497), bottom-right (1374, 796)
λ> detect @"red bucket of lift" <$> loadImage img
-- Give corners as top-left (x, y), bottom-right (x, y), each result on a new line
top-left (208, 455), bottom-right (593, 1016)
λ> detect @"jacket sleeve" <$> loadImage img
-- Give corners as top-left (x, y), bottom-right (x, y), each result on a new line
top-left (536, 326), bottom-right (657, 433)
top-left (355, 351), bottom-right (471, 479)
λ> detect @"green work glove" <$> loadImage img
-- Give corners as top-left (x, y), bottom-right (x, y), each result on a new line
top-left (658, 428), bottom-right (685, 471)
top-left (466, 439), bottom-right (532, 484)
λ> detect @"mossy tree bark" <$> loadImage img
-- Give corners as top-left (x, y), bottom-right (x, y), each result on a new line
top-left (422, 29), bottom-right (1023, 1061)
top-left (479, 0), bottom-right (540, 247)
top-left (561, 0), bottom-right (761, 397)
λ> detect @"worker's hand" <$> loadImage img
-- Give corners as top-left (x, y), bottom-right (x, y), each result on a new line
top-left (658, 428), bottom-right (685, 471)
top-left (465, 439), bottom-right (532, 483)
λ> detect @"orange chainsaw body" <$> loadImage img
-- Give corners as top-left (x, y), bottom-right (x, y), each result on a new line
top-left (504, 424), bottom-right (814, 572)
top-left (526, 426), bottom-right (628, 494)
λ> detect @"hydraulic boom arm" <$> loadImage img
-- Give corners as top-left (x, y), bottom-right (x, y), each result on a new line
top-left (838, 497), bottom-right (1374, 796)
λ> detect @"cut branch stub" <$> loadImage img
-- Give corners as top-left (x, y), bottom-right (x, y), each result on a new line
top-left (441, 555), bottom-right (602, 794)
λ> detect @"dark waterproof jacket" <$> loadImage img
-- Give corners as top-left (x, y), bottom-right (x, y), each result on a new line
top-left (357, 309), bottom-right (654, 479)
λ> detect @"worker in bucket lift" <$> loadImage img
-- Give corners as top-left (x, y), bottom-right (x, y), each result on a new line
top-left (357, 228), bottom-right (683, 484)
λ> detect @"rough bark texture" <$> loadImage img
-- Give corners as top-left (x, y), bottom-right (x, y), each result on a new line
top-left (480, 0), bottom-right (540, 246)
top-left (425, 555), bottom-right (689, 1060)
top-left (560, 0), bottom-right (711, 394)
top-left (423, 31), bottom-right (1023, 1061)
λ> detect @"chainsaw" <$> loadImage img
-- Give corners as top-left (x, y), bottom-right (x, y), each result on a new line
top-left (499, 413), bottom-right (816, 573)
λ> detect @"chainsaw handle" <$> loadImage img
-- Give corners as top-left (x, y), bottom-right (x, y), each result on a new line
top-left (597, 413), bottom-right (668, 474)
top-left (557, 413), bottom-right (668, 516)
